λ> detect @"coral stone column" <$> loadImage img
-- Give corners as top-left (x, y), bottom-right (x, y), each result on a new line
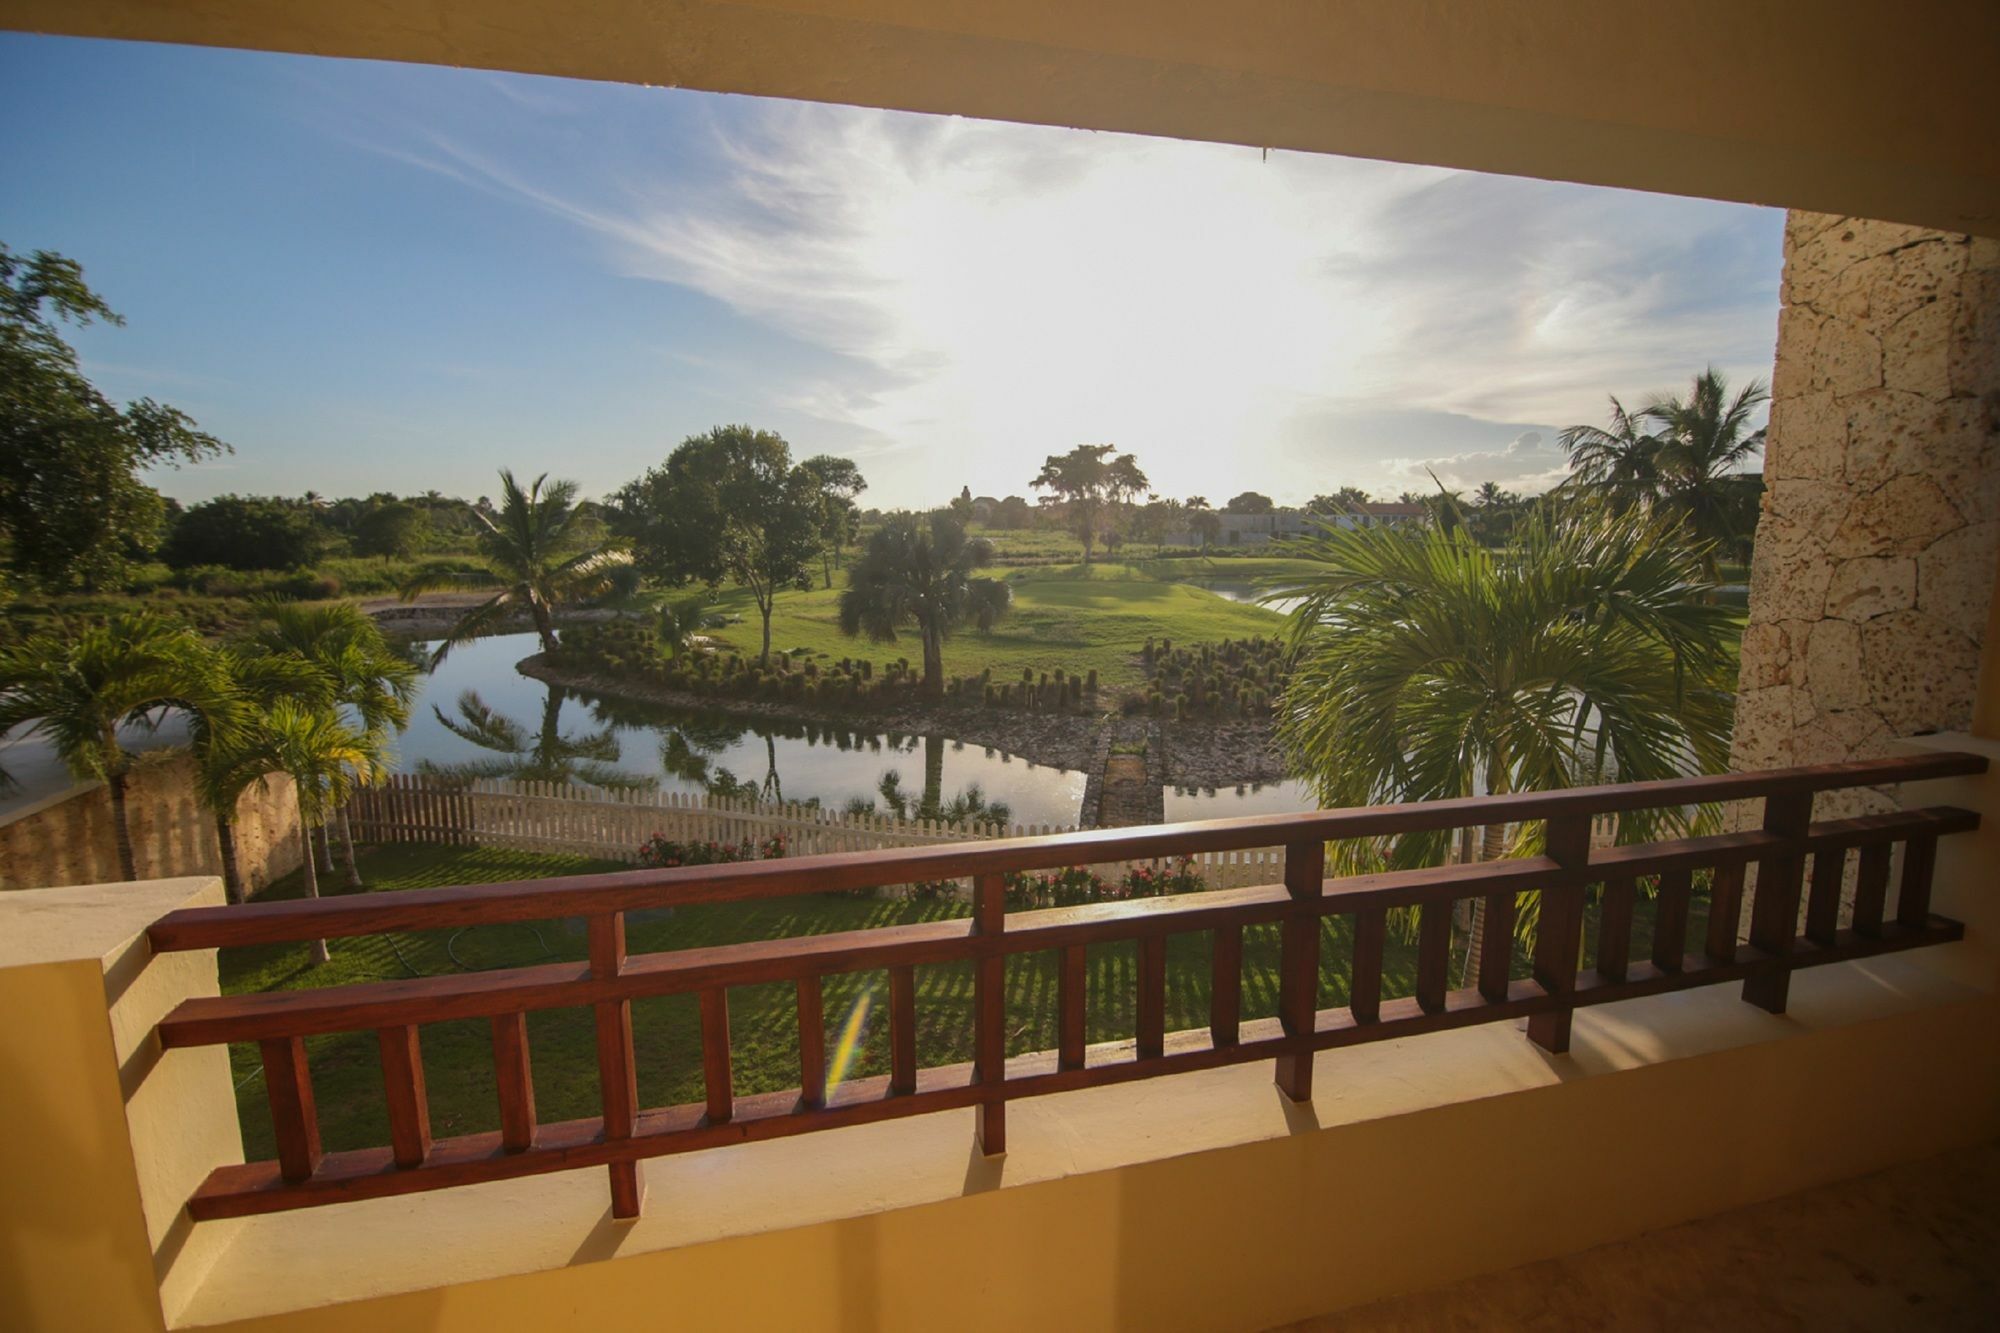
top-left (1731, 213), bottom-right (2000, 818)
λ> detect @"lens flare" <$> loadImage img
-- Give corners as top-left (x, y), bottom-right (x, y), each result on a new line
top-left (825, 991), bottom-right (873, 1099)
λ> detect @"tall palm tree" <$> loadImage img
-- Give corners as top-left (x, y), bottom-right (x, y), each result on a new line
top-left (400, 470), bottom-right (630, 666)
top-left (1644, 367), bottom-right (1769, 573)
top-left (236, 602), bottom-right (418, 885)
top-left (838, 511), bottom-right (1012, 696)
top-left (0, 614), bottom-right (239, 880)
top-left (419, 687), bottom-right (654, 792)
top-left (261, 699), bottom-right (374, 964)
top-left (1558, 395), bottom-right (1665, 514)
top-left (1266, 504), bottom-right (1736, 965)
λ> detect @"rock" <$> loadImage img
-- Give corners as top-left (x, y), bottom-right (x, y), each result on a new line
top-left (1827, 474), bottom-right (1964, 558)
top-left (1823, 556), bottom-right (1916, 621)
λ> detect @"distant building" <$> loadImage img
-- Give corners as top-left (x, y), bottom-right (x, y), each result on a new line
top-left (1312, 501), bottom-right (1429, 531)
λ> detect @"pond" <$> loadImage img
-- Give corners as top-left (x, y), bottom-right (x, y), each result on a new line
top-left (1194, 582), bottom-right (1304, 617)
top-left (1163, 778), bottom-right (1317, 821)
top-left (395, 633), bottom-right (1089, 828)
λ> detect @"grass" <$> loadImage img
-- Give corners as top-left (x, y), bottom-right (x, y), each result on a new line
top-left (702, 561), bottom-right (1288, 690)
top-left (222, 841), bottom-right (1719, 1162)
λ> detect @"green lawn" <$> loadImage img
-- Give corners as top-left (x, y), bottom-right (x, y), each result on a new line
top-left (702, 561), bottom-right (1288, 691)
top-left (221, 842), bottom-right (1718, 1161)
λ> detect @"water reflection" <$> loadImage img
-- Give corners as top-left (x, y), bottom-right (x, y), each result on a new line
top-left (394, 633), bottom-right (1087, 826)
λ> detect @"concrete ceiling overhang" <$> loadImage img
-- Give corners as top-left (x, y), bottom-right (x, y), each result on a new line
top-left (3, 0), bottom-right (1997, 235)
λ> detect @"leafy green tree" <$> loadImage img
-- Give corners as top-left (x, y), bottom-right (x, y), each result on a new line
top-left (838, 511), bottom-right (1012, 697)
top-left (0, 244), bottom-right (228, 590)
top-left (1267, 505), bottom-right (1735, 964)
top-left (1131, 498), bottom-right (1184, 553)
top-left (1031, 444), bottom-right (1149, 565)
top-left (988, 495), bottom-right (1033, 530)
top-left (1224, 491), bottom-right (1274, 514)
top-left (400, 470), bottom-right (629, 665)
top-left (352, 501), bottom-right (427, 562)
top-left (0, 613), bottom-right (239, 879)
top-left (161, 494), bottom-right (324, 571)
top-left (797, 454), bottom-right (868, 589)
top-left (614, 426), bottom-right (825, 664)
top-left (1186, 497), bottom-right (1223, 552)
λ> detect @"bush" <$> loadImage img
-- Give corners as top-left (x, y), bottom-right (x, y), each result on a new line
top-left (635, 833), bottom-right (788, 868)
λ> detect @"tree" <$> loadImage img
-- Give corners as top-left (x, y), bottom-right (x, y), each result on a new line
top-left (988, 495), bottom-right (1033, 530)
top-left (400, 470), bottom-right (629, 666)
top-left (659, 593), bottom-right (725, 659)
top-left (1185, 496), bottom-right (1223, 552)
top-left (1031, 445), bottom-right (1149, 565)
top-left (838, 511), bottom-right (1012, 697)
top-left (1558, 395), bottom-right (1665, 514)
top-left (1267, 504), bottom-right (1735, 971)
top-left (0, 613), bottom-right (239, 880)
top-left (161, 495), bottom-right (324, 571)
top-left (1224, 491), bottom-right (1274, 514)
top-left (614, 426), bottom-right (824, 664)
top-left (0, 244), bottom-right (227, 590)
top-left (1309, 487), bottom-right (1373, 514)
top-left (352, 501), bottom-right (427, 562)
top-left (189, 650), bottom-right (329, 904)
top-left (797, 454), bottom-right (868, 589)
top-left (1131, 498), bottom-right (1184, 553)
top-left (949, 487), bottom-right (975, 524)
top-left (262, 699), bottom-right (375, 963)
top-left (236, 602), bottom-right (418, 886)
top-left (1643, 368), bottom-right (1769, 573)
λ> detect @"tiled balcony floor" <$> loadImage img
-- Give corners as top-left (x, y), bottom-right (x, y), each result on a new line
top-left (1282, 1141), bottom-right (2000, 1331)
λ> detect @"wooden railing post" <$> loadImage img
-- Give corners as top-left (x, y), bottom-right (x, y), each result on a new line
top-left (1274, 838), bottom-right (1324, 1101)
top-left (588, 912), bottom-right (642, 1219)
top-left (1526, 815), bottom-right (1592, 1054)
top-left (260, 1036), bottom-right (322, 1184)
top-left (1744, 792), bottom-right (1812, 1012)
top-left (973, 873), bottom-right (1006, 1154)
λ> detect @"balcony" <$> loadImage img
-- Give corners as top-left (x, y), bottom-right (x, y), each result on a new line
top-left (2, 739), bottom-right (1995, 1329)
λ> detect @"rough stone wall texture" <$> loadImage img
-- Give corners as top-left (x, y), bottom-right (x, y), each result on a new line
top-left (1731, 212), bottom-right (2000, 820)
top-left (0, 755), bottom-right (302, 893)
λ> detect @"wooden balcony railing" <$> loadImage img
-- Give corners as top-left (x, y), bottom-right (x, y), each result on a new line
top-left (148, 753), bottom-right (1987, 1221)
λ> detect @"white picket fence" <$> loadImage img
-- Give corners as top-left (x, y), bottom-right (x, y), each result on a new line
top-left (346, 774), bottom-right (1294, 888)
top-left (346, 774), bottom-right (1622, 892)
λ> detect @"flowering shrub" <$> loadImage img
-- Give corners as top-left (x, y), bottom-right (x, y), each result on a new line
top-left (636, 833), bottom-right (788, 869)
top-left (1002, 857), bottom-right (1208, 909)
top-left (1122, 856), bottom-right (1206, 898)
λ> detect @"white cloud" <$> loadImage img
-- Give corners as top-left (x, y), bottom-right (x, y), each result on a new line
top-left (364, 96), bottom-right (1780, 505)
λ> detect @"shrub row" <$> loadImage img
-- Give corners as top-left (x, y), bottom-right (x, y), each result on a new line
top-left (1131, 635), bottom-right (1288, 719)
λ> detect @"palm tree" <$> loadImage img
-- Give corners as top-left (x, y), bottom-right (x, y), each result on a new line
top-left (0, 614), bottom-right (238, 880)
top-left (236, 602), bottom-right (418, 886)
top-left (400, 470), bottom-right (630, 666)
top-left (262, 699), bottom-right (375, 964)
top-left (419, 687), bottom-right (654, 792)
top-left (1644, 367), bottom-right (1769, 573)
top-left (1559, 395), bottom-right (1665, 514)
top-left (1266, 504), bottom-right (1736, 967)
top-left (659, 594), bottom-right (725, 659)
top-left (838, 511), bottom-right (1012, 696)
top-left (189, 650), bottom-right (329, 904)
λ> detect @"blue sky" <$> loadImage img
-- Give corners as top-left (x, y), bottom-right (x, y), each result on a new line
top-left (1, 34), bottom-right (1785, 510)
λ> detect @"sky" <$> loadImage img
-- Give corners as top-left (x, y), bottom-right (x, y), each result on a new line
top-left (1, 34), bottom-right (1785, 510)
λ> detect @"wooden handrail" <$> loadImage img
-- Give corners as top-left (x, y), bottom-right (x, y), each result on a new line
top-left (150, 755), bottom-right (1987, 1222)
top-left (149, 753), bottom-right (1986, 951)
